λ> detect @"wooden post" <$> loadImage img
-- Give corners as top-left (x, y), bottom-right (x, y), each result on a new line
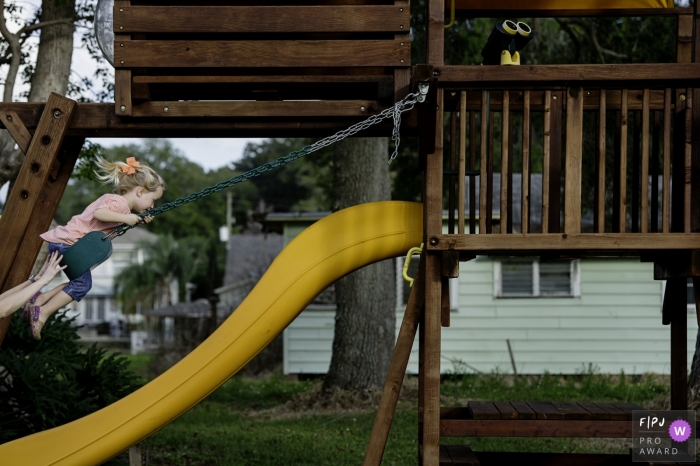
top-left (641, 89), bottom-right (650, 233)
top-left (129, 444), bottom-right (142, 466)
top-left (0, 94), bottom-right (78, 345)
top-left (421, 86), bottom-right (443, 466)
top-left (542, 90), bottom-right (551, 233)
top-left (363, 261), bottom-right (425, 466)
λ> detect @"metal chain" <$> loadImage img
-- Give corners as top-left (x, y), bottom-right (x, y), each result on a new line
top-left (110, 89), bottom-right (427, 238)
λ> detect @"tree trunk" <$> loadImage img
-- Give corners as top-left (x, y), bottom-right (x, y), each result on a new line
top-left (323, 137), bottom-right (396, 391)
top-left (28, 0), bottom-right (76, 103)
top-left (0, 0), bottom-right (75, 188)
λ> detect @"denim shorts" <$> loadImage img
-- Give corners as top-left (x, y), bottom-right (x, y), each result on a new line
top-left (48, 242), bottom-right (92, 302)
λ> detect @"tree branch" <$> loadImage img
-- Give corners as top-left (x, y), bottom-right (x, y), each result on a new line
top-left (0, 0), bottom-right (21, 102)
top-left (18, 18), bottom-right (74, 35)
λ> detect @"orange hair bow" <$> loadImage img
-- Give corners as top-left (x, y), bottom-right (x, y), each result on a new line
top-left (121, 157), bottom-right (141, 175)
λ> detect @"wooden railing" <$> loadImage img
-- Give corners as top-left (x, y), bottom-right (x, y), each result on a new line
top-left (427, 64), bottom-right (700, 252)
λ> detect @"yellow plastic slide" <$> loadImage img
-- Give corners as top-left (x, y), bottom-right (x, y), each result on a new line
top-left (0, 201), bottom-right (422, 466)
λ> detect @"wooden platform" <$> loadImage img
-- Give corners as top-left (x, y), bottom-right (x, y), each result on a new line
top-left (440, 402), bottom-right (644, 438)
top-left (439, 445), bottom-right (694, 465)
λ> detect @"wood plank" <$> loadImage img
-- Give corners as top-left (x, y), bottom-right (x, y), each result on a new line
top-left (448, 111), bottom-right (457, 235)
top-left (527, 402), bottom-right (565, 420)
top-left (472, 452), bottom-right (645, 466)
top-left (619, 90), bottom-right (628, 233)
top-left (132, 100), bottom-right (385, 118)
top-left (650, 111), bottom-right (660, 233)
top-left (115, 40), bottom-right (410, 68)
top-left (479, 91), bottom-right (488, 234)
top-left (393, 0), bottom-right (410, 102)
top-left (440, 420), bottom-right (633, 438)
top-left (592, 403), bottom-right (628, 421)
top-left (632, 111), bottom-right (641, 232)
top-left (435, 63), bottom-right (700, 85)
top-left (133, 75), bottom-right (394, 84)
top-left (458, 92), bottom-right (466, 234)
top-left (0, 95), bottom-right (77, 344)
top-left (522, 90), bottom-right (531, 234)
top-left (469, 109), bottom-right (476, 234)
top-left (441, 275), bottom-right (450, 328)
top-left (564, 87), bottom-right (584, 234)
top-left (442, 445), bottom-right (479, 465)
top-left (468, 401), bottom-right (501, 420)
top-left (576, 401), bottom-right (610, 420)
top-left (509, 401), bottom-right (536, 420)
top-left (426, 0), bottom-right (444, 66)
top-left (552, 402), bottom-right (591, 420)
top-left (439, 445), bottom-right (453, 465)
top-left (447, 89), bottom-right (669, 112)
top-left (425, 233), bottom-right (700, 251)
top-left (542, 90), bottom-right (551, 233)
top-left (500, 90), bottom-right (509, 234)
top-left (0, 110), bottom-right (31, 153)
top-left (641, 89), bottom-right (650, 233)
top-left (363, 261), bottom-right (425, 466)
top-left (116, 5), bottom-right (409, 33)
top-left (663, 89), bottom-right (672, 233)
top-left (671, 285), bottom-right (688, 410)
top-left (610, 402), bottom-right (645, 421)
top-left (493, 401), bottom-right (518, 420)
top-left (115, 0), bottom-right (132, 116)
top-left (487, 110), bottom-right (494, 233)
top-left (596, 90), bottom-right (606, 233)
top-left (451, 5), bottom-right (691, 17)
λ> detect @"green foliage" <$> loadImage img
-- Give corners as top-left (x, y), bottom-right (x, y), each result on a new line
top-left (0, 311), bottom-right (141, 443)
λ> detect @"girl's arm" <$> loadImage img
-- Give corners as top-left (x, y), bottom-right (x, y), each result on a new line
top-left (0, 252), bottom-right (66, 319)
top-left (94, 208), bottom-right (142, 226)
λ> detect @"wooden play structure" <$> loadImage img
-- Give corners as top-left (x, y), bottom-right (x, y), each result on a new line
top-left (1, 0), bottom-right (700, 465)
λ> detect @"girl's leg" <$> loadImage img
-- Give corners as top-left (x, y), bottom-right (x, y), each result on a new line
top-left (34, 283), bottom-right (70, 306)
top-left (36, 291), bottom-right (74, 324)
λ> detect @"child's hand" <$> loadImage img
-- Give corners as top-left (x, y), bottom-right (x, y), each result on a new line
top-left (37, 252), bottom-right (53, 276)
top-left (39, 251), bottom-right (67, 284)
top-left (141, 214), bottom-right (154, 224)
top-left (123, 214), bottom-right (143, 226)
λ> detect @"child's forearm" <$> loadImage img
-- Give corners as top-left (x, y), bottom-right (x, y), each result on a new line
top-left (94, 208), bottom-right (131, 224)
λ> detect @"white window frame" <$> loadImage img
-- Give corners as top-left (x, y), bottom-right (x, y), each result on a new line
top-left (396, 257), bottom-right (459, 311)
top-left (494, 258), bottom-right (581, 298)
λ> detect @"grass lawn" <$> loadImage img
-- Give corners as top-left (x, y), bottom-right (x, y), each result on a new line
top-left (104, 363), bottom-right (670, 466)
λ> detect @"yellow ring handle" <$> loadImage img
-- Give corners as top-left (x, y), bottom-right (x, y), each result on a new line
top-left (444, 0), bottom-right (455, 29)
top-left (402, 243), bottom-right (424, 288)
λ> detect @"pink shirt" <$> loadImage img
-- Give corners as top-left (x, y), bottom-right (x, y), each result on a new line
top-left (40, 194), bottom-right (131, 245)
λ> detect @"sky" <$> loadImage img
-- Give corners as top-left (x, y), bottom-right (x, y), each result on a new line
top-left (0, 0), bottom-right (263, 201)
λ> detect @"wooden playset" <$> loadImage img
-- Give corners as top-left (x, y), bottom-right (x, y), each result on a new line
top-left (0, 0), bottom-right (699, 465)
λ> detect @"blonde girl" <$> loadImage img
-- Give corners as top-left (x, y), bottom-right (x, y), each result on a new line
top-left (27, 157), bottom-right (165, 340)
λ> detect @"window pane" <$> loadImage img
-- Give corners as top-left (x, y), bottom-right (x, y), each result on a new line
top-left (97, 297), bottom-right (105, 321)
top-left (688, 278), bottom-right (695, 306)
top-left (402, 256), bottom-right (420, 305)
top-left (501, 260), bottom-right (533, 296)
top-left (540, 261), bottom-right (572, 295)
top-left (85, 299), bottom-right (93, 321)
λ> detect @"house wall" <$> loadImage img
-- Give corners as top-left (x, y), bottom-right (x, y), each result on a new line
top-left (284, 256), bottom-right (699, 375)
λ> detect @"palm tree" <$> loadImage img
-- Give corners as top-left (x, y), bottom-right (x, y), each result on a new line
top-left (114, 234), bottom-right (207, 314)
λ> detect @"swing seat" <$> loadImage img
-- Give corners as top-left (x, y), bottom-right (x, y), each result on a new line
top-left (61, 231), bottom-right (113, 281)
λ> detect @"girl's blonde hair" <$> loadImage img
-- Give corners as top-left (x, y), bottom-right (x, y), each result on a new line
top-left (94, 157), bottom-right (166, 195)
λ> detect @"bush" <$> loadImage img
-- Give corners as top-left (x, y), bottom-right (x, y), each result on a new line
top-left (0, 310), bottom-right (142, 443)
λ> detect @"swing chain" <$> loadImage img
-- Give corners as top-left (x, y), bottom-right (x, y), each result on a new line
top-left (111, 89), bottom-right (426, 238)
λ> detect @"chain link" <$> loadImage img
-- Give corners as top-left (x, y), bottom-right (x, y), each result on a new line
top-left (111, 91), bottom-right (423, 238)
